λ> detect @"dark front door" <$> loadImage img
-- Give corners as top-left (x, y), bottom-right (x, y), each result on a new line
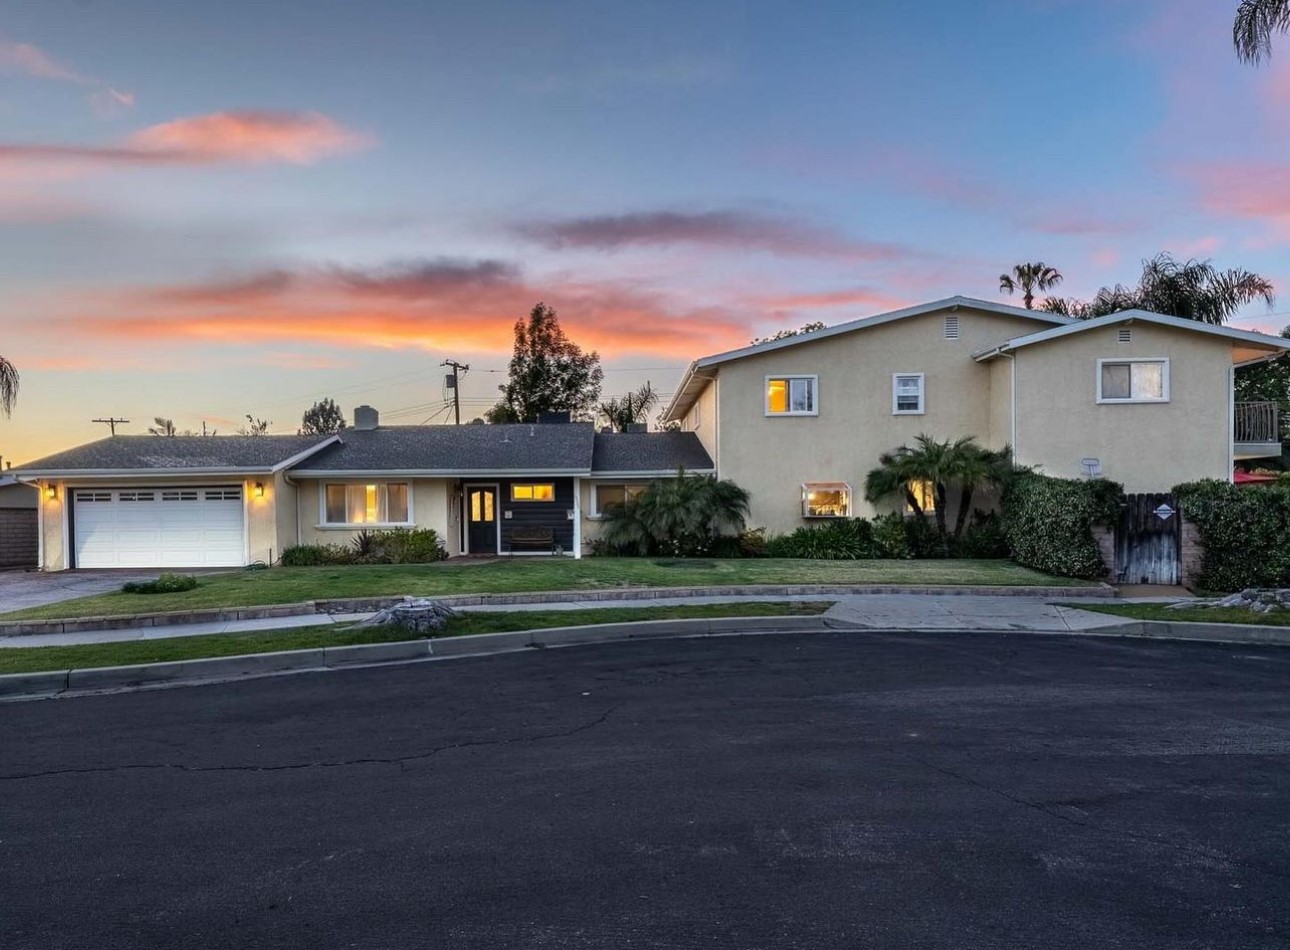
top-left (466, 486), bottom-right (498, 555)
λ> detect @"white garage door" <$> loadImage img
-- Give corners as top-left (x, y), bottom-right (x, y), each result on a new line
top-left (74, 487), bottom-right (245, 568)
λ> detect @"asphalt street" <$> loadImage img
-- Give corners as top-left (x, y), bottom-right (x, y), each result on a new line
top-left (3, 630), bottom-right (1289, 949)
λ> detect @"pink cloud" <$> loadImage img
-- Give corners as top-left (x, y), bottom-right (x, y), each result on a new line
top-left (0, 35), bottom-right (134, 114)
top-left (1183, 162), bottom-right (1290, 233)
top-left (0, 111), bottom-right (371, 175)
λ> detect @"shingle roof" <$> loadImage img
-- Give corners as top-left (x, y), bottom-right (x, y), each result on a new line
top-left (290, 423), bottom-right (597, 473)
top-left (591, 432), bottom-right (713, 474)
top-left (12, 435), bottom-right (335, 474)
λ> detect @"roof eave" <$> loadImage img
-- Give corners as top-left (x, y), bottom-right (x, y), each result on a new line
top-left (7, 467), bottom-right (277, 479)
top-left (287, 467), bottom-right (593, 478)
top-left (270, 434), bottom-right (342, 473)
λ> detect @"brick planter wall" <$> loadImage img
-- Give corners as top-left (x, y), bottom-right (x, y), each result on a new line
top-left (1091, 525), bottom-right (1117, 581)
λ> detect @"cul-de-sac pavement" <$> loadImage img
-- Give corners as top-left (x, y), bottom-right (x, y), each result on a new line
top-left (4, 629), bottom-right (1288, 949)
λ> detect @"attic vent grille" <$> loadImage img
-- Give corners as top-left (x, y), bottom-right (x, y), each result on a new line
top-left (944, 314), bottom-right (960, 340)
top-left (1118, 328), bottom-right (1132, 343)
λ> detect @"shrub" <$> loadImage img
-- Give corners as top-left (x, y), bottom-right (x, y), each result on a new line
top-left (281, 544), bottom-right (351, 566)
top-left (952, 510), bottom-right (1010, 559)
top-left (766, 519), bottom-right (879, 559)
top-left (600, 471), bottom-right (751, 557)
top-left (377, 528), bottom-right (448, 564)
top-left (350, 529), bottom-right (383, 563)
top-left (1174, 479), bottom-right (1290, 591)
top-left (737, 528), bottom-right (769, 559)
top-left (1001, 472), bottom-right (1122, 579)
top-left (870, 512), bottom-right (912, 559)
top-left (122, 573), bottom-right (198, 594)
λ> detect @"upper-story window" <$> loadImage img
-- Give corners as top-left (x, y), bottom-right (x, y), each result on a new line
top-left (1097, 359), bottom-right (1169, 404)
top-left (765, 375), bottom-right (818, 416)
top-left (892, 373), bottom-right (925, 415)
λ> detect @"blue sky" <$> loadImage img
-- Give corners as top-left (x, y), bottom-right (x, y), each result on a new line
top-left (2, 0), bottom-right (1289, 459)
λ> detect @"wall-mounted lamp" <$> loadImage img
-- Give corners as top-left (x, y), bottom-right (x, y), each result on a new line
top-left (45, 484), bottom-right (58, 501)
top-left (253, 482), bottom-right (265, 498)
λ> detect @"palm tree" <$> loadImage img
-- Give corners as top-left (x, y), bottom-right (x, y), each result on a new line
top-left (0, 355), bottom-right (16, 417)
top-left (999, 262), bottom-right (1062, 309)
top-left (864, 435), bottom-right (1011, 551)
top-left (601, 470), bottom-right (751, 556)
top-left (600, 382), bottom-right (658, 432)
top-left (1043, 253), bottom-right (1274, 325)
top-left (1235, 0), bottom-right (1290, 63)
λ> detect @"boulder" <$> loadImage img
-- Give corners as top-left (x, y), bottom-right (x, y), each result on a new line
top-left (361, 598), bottom-right (459, 634)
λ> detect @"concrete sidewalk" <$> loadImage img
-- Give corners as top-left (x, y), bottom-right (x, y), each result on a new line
top-left (0, 593), bottom-right (1130, 649)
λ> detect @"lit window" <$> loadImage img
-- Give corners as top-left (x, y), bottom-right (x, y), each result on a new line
top-left (892, 374), bottom-right (925, 414)
top-left (907, 479), bottom-right (936, 514)
top-left (511, 483), bottom-right (556, 502)
top-left (592, 483), bottom-right (647, 516)
top-left (802, 482), bottom-right (851, 518)
top-left (324, 483), bottom-right (410, 524)
top-left (1098, 359), bottom-right (1168, 403)
top-left (766, 376), bottom-right (817, 415)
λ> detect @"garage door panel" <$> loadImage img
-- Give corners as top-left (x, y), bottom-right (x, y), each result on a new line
top-left (74, 488), bottom-right (245, 568)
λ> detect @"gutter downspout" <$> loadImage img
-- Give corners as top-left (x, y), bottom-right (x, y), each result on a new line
top-left (1001, 351), bottom-right (1018, 462)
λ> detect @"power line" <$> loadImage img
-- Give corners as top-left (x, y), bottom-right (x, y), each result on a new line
top-left (91, 417), bottom-right (130, 435)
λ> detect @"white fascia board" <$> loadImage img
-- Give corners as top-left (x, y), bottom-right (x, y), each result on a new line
top-left (7, 467), bottom-right (274, 479)
top-left (973, 310), bottom-right (1290, 361)
top-left (588, 469), bottom-right (716, 479)
top-left (270, 434), bottom-right (342, 473)
top-left (288, 468), bottom-right (591, 478)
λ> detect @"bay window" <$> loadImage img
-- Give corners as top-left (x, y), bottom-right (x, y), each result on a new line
top-left (323, 483), bottom-right (410, 525)
top-left (802, 482), bottom-right (851, 518)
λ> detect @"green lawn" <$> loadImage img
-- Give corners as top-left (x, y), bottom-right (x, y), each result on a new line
top-left (2, 558), bottom-right (1089, 622)
top-left (1069, 603), bottom-right (1290, 627)
top-left (0, 601), bottom-right (829, 675)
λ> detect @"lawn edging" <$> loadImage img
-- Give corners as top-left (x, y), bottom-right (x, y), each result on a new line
top-left (0, 614), bottom-right (832, 699)
top-left (0, 582), bottom-right (1115, 637)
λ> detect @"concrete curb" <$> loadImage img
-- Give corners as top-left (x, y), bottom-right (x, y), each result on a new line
top-left (5, 613), bottom-right (1283, 702)
top-left (0, 581), bottom-right (1115, 637)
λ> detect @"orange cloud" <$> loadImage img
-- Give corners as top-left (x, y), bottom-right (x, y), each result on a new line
top-left (55, 258), bottom-right (754, 359)
top-left (0, 110), bottom-right (370, 174)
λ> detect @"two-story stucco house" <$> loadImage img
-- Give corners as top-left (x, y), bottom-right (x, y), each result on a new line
top-left (661, 296), bottom-right (1290, 535)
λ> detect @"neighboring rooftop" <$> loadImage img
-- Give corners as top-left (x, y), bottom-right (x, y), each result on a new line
top-left (12, 435), bottom-right (336, 474)
top-left (591, 431), bottom-right (713, 474)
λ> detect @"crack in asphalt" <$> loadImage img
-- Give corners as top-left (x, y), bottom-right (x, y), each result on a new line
top-left (0, 703), bottom-right (621, 783)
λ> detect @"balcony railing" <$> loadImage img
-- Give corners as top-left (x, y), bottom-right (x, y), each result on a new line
top-left (1235, 401), bottom-right (1280, 446)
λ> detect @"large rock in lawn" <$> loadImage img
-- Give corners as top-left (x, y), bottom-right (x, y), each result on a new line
top-left (362, 598), bottom-right (459, 634)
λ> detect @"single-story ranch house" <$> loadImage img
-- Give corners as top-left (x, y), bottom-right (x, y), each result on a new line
top-left (12, 295), bottom-right (1290, 569)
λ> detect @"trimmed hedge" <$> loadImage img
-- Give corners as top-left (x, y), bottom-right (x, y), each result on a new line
top-left (122, 573), bottom-right (199, 594)
top-left (1174, 479), bottom-right (1290, 591)
top-left (1000, 473), bottom-right (1122, 579)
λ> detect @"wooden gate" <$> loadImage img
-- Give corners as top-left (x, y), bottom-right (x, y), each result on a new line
top-left (1114, 493), bottom-right (1181, 586)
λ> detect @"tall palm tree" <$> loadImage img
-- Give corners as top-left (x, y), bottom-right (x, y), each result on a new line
top-left (1042, 253), bottom-right (1274, 325)
top-left (864, 435), bottom-right (1011, 551)
top-left (0, 355), bottom-right (16, 417)
top-left (999, 262), bottom-right (1063, 309)
top-left (1235, 0), bottom-right (1290, 63)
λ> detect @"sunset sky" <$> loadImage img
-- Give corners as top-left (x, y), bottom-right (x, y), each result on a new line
top-left (4, 0), bottom-right (1290, 461)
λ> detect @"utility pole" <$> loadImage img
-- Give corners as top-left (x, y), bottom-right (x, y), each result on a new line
top-left (440, 360), bottom-right (469, 425)
top-left (92, 417), bottom-right (130, 435)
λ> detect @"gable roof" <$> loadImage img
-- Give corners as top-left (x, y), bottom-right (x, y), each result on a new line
top-left (971, 309), bottom-right (1290, 364)
top-left (289, 423), bottom-right (597, 475)
top-left (662, 295), bottom-right (1073, 421)
top-left (11, 434), bottom-right (338, 477)
top-left (591, 431), bottom-right (713, 475)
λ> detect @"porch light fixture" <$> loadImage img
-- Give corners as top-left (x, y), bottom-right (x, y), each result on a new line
top-left (45, 484), bottom-right (57, 501)
top-left (253, 482), bottom-right (265, 498)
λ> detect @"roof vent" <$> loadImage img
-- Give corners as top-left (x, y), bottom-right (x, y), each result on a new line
top-left (1118, 328), bottom-right (1132, 343)
top-left (944, 314), bottom-right (960, 340)
top-left (353, 405), bottom-right (379, 430)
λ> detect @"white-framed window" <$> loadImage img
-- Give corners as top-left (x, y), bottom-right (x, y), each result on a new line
top-left (323, 483), bottom-right (411, 525)
top-left (1096, 359), bottom-right (1169, 404)
top-left (907, 479), bottom-right (936, 514)
top-left (802, 482), bottom-right (851, 518)
top-left (765, 375), bottom-right (818, 416)
top-left (892, 373), bottom-right (925, 414)
top-left (590, 483), bottom-right (648, 517)
top-left (510, 483), bottom-right (556, 502)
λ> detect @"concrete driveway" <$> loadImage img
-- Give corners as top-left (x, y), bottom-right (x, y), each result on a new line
top-left (4, 631), bottom-right (1287, 948)
top-left (0, 569), bottom-right (168, 612)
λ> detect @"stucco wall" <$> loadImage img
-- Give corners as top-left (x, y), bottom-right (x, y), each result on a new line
top-left (710, 306), bottom-right (1046, 535)
top-left (1013, 323), bottom-right (1232, 491)
top-left (987, 356), bottom-right (1014, 450)
top-left (295, 478), bottom-right (454, 553)
top-left (682, 373), bottom-right (719, 467)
